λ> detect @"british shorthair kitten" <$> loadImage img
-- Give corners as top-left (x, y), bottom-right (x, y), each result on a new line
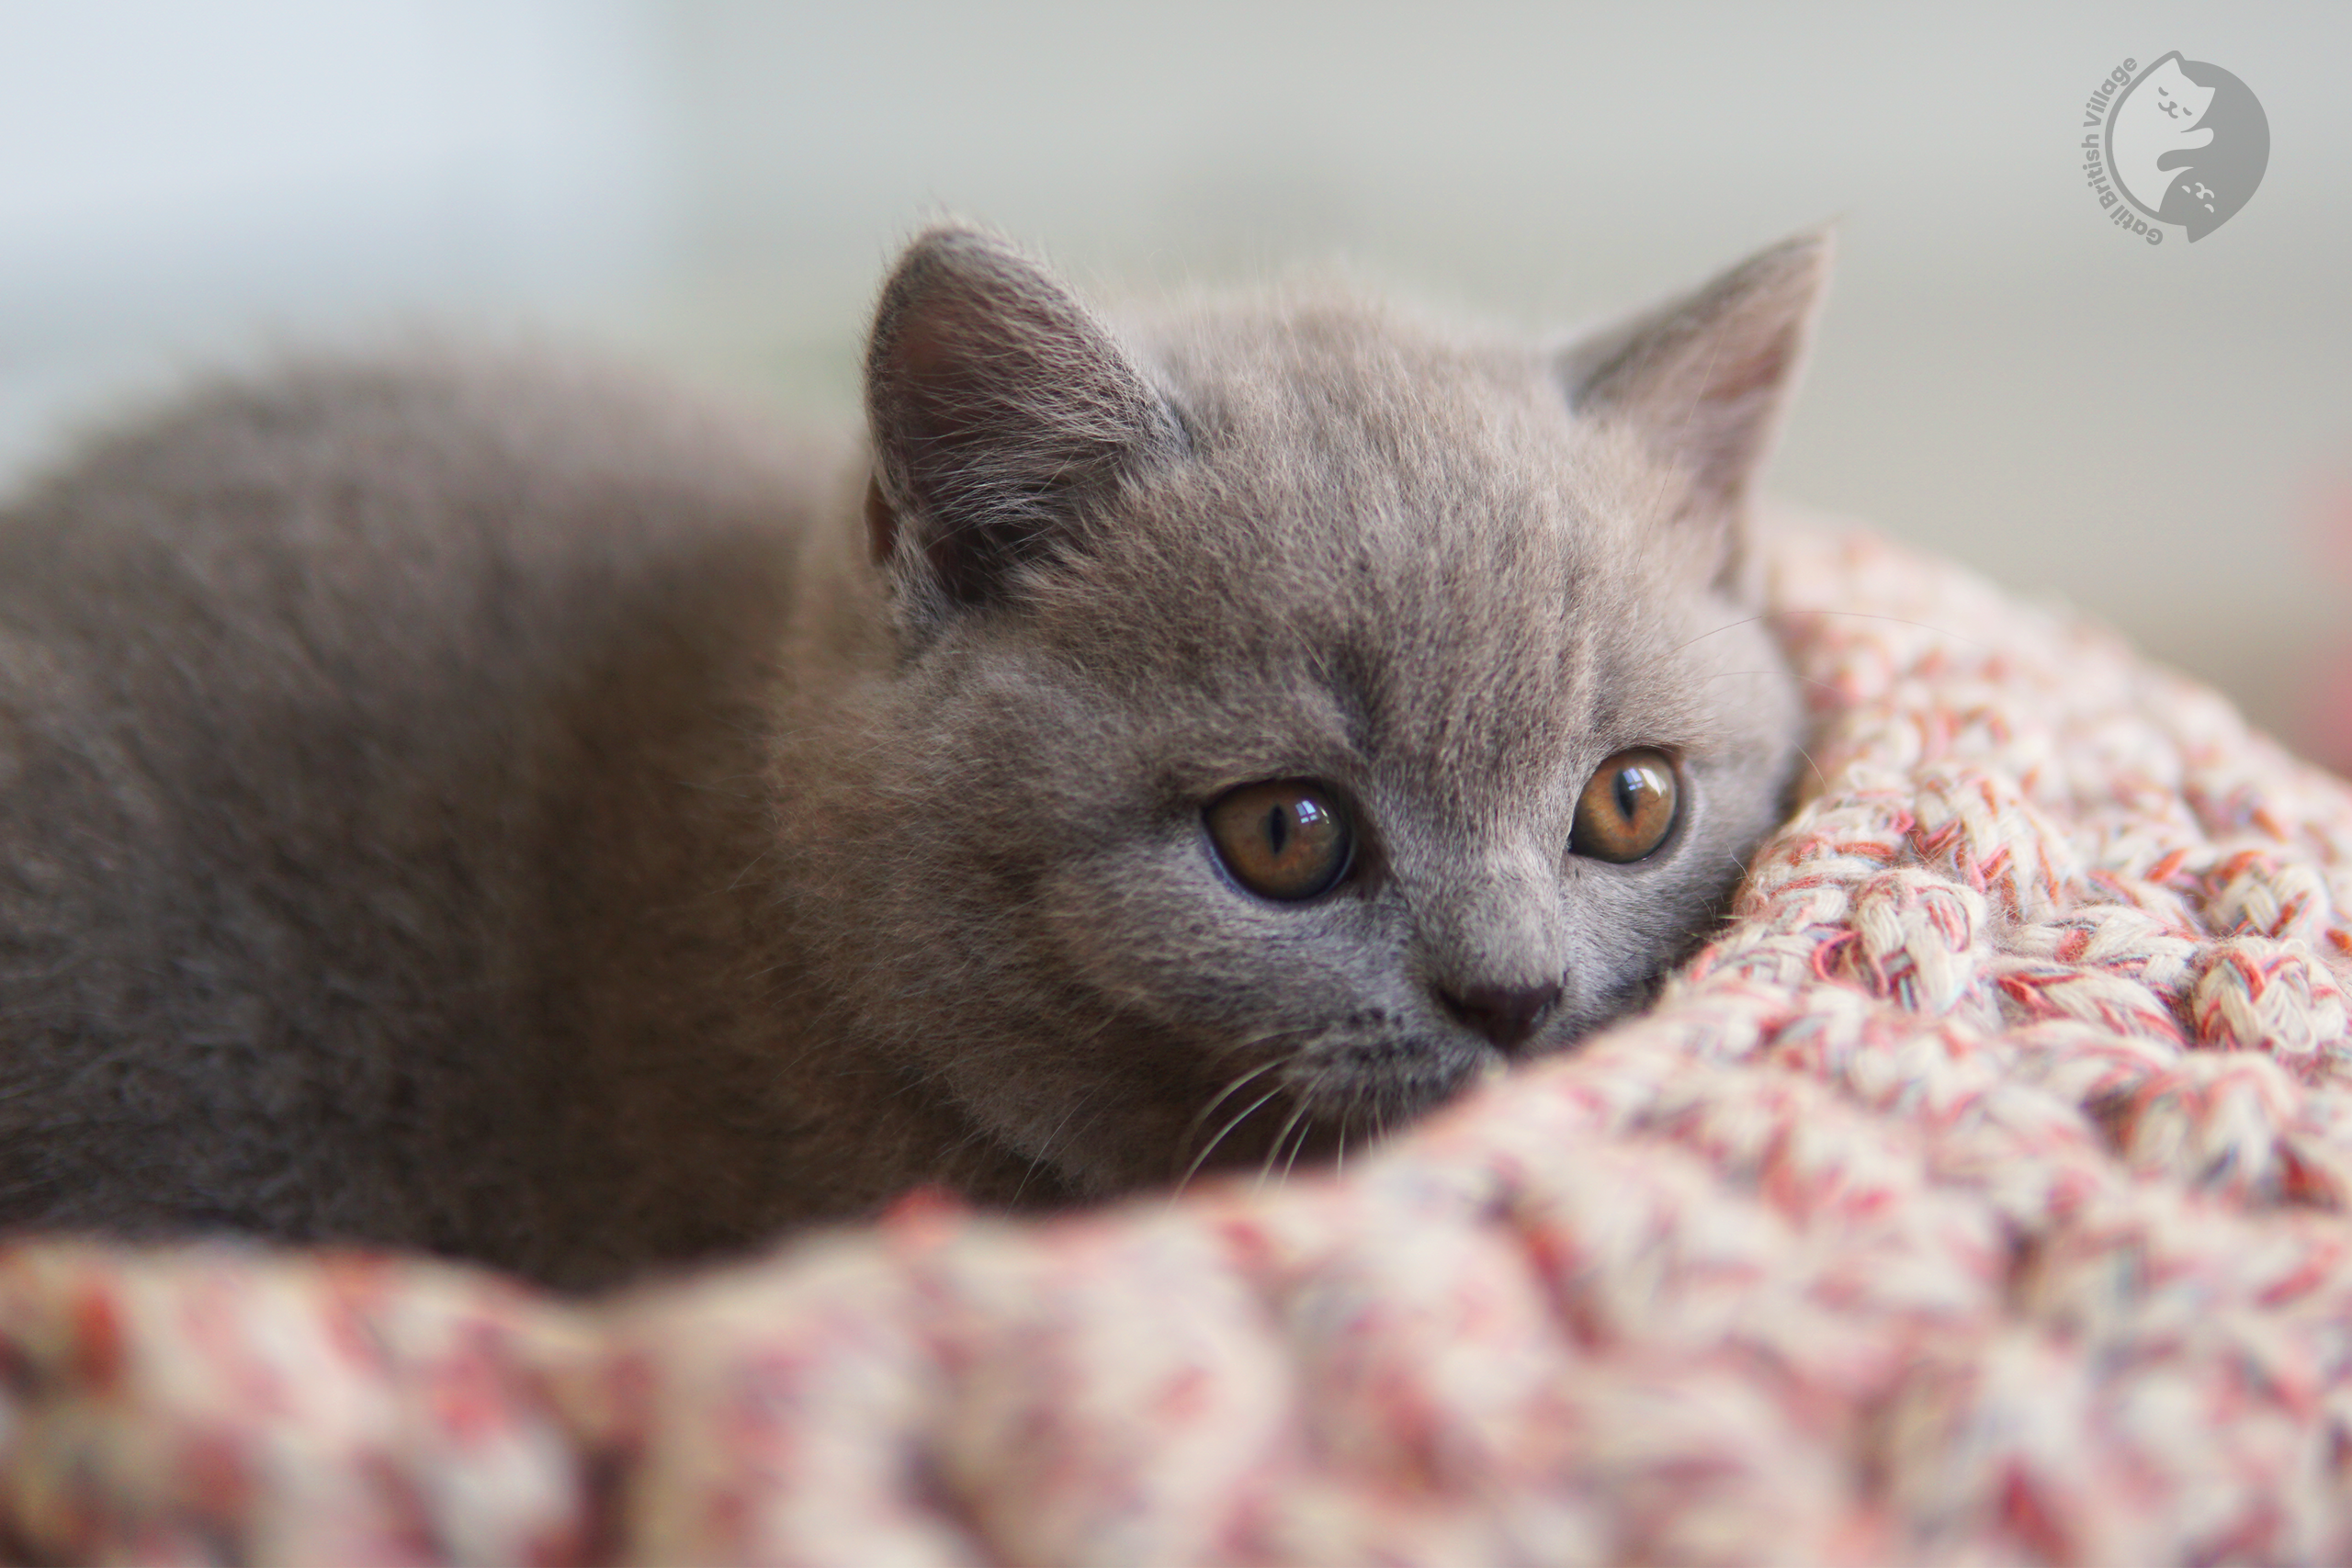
top-left (0, 227), bottom-right (1818, 1288)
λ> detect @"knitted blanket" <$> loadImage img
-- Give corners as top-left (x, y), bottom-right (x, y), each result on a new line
top-left (3, 519), bottom-right (2348, 1567)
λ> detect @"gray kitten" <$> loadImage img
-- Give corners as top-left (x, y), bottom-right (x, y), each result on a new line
top-left (0, 227), bottom-right (1817, 1289)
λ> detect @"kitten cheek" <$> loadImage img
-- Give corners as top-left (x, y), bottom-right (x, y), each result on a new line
top-left (1028, 857), bottom-right (1375, 1040)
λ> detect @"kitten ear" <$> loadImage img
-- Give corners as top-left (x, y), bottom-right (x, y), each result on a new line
top-left (1555, 230), bottom-right (1831, 550)
top-left (864, 226), bottom-right (1182, 620)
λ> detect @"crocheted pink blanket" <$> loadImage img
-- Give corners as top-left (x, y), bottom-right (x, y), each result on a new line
top-left (3, 520), bottom-right (2347, 1566)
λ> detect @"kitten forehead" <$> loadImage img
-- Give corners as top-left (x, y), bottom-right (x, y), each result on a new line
top-left (1012, 291), bottom-right (1718, 783)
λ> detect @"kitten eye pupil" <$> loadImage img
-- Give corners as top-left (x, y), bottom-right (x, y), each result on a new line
top-left (1208, 781), bottom-right (1351, 901)
top-left (1613, 769), bottom-right (1644, 823)
top-left (1572, 748), bottom-right (1679, 863)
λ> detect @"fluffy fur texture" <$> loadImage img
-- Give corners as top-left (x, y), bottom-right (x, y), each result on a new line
top-left (0, 230), bottom-right (1815, 1287)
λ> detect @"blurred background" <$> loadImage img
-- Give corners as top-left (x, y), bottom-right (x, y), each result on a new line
top-left (3, 0), bottom-right (2347, 769)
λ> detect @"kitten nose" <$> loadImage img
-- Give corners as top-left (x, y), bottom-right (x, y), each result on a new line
top-left (1439, 980), bottom-right (1562, 1053)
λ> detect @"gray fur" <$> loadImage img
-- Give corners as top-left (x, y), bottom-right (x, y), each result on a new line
top-left (0, 229), bottom-right (1820, 1289)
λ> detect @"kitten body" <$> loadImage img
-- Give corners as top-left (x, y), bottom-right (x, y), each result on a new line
top-left (0, 231), bottom-right (1816, 1288)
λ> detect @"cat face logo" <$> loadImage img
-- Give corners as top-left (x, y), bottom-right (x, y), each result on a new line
top-left (2098, 52), bottom-right (2269, 241)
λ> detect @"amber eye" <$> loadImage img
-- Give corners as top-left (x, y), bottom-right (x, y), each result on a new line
top-left (1571, 749), bottom-right (1679, 863)
top-left (1206, 781), bottom-right (1352, 901)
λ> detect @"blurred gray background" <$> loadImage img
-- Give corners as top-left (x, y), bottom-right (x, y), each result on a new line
top-left (4, 1), bottom-right (2347, 766)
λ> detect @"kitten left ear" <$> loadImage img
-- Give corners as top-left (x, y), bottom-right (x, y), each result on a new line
top-left (1555, 230), bottom-right (1831, 558)
top-left (865, 225), bottom-right (1183, 629)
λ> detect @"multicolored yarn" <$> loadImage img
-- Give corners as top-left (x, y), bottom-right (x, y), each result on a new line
top-left (1, 518), bottom-right (2347, 1566)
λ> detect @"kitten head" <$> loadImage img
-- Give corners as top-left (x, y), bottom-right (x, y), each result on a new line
top-left (830, 226), bottom-right (1821, 1196)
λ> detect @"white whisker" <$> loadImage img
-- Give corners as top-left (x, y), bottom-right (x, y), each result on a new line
top-left (1172, 1057), bottom-right (1283, 1178)
top-left (1277, 1108), bottom-right (1317, 1187)
top-left (1254, 1098), bottom-right (1314, 1194)
top-left (1175, 1081), bottom-right (1288, 1196)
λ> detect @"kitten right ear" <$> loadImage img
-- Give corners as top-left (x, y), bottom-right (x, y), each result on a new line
top-left (864, 226), bottom-right (1182, 625)
top-left (1555, 231), bottom-right (1831, 556)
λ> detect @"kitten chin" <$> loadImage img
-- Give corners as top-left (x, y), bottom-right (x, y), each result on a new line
top-left (0, 227), bottom-right (1822, 1288)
